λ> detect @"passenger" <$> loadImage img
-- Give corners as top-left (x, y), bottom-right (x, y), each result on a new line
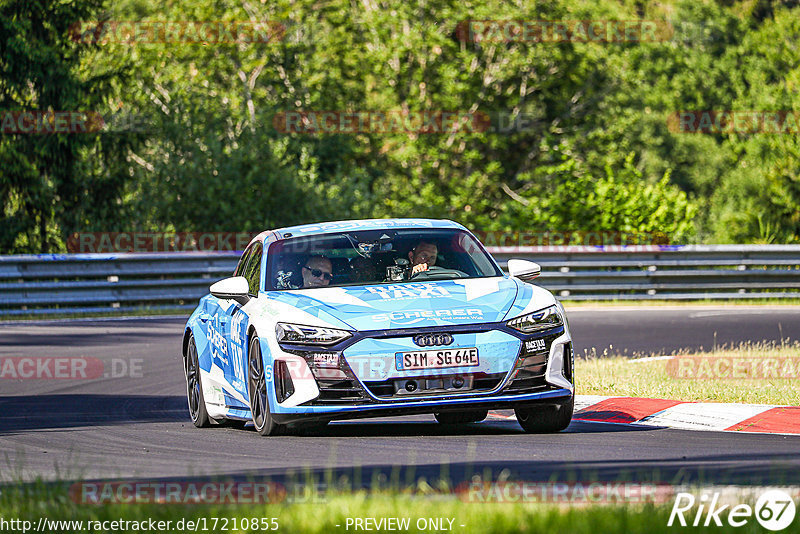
top-left (301, 256), bottom-right (334, 288)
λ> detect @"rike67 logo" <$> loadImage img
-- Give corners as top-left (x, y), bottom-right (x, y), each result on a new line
top-left (668, 490), bottom-right (796, 531)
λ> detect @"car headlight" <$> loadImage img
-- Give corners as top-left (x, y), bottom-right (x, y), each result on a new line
top-left (276, 323), bottom-right (352, 345)
top-left (507, 305), bottom-right (563, 334)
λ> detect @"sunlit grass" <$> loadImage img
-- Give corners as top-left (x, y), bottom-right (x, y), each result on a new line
top-left (0, 482), bottom-right (777, 534)
top-left (563, 298), bottom-right (800, 308)
top-left (579, 341), bottom-right (800, 405)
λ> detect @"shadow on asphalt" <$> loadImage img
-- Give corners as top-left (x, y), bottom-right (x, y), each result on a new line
top-left (279, 418), bottom-right (660, 437)
top-left (0, 393), bottom-right (663, 439)
top-left (0, 394), bottom-right (186, 434)
top-left (0, 394), bottom-right (663, 437)
top-left (58, 453), bottom-right (800, 489)
top-left (244, 455), bottom-right (800, 488)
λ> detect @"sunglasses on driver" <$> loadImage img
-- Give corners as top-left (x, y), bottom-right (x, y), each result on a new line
top-left (304, 266), bottom-right (334, 281)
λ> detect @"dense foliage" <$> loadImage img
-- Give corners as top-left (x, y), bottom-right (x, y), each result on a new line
top-left (2, 0), bottom-right (799, 252)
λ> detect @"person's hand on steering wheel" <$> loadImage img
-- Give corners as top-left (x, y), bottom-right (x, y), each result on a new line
top-left (411, 262), bottom-right (430, 275)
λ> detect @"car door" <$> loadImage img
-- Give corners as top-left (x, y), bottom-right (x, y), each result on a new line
top-left (202, 245), bottom-right (246, 369)
top-left (224, 242), bottom-right (262, 399)
top-left (200, 244), bottom-right (252, 401)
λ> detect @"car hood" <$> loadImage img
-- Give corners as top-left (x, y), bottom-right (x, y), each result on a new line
top-left (263, 277), bottom-right (556, 331)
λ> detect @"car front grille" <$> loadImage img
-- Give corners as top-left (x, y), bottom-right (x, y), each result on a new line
top-left (501, 370), bottom-right (549, 394)
top-left (281, 348), bottom-right (371, 406)
top-left (362, 371), bottom-right (507, 400)
top-left (310, 378), bottom-right (369, 404)
top-left (499, 330), bottom-right (564, 395)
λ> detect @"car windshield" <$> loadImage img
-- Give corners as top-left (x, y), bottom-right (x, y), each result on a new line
top-left (266, 228), bottom-right (503, 290)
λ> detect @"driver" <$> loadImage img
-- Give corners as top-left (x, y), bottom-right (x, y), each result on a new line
top-left (408, 241), bottom-right (438, 275)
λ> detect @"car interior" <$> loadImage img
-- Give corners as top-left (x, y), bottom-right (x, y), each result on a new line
top-left (268, 231), bottom-right (491, 289)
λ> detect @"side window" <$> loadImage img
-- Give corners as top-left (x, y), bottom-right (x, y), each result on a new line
top-left (243, 243), bottom-right (263, 295)
top-left (234, 246), bottom-right (253, 277)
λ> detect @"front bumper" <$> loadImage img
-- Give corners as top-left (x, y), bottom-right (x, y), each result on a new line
top-left (269, 388), bottom-right (573, 424)
top-left (267, 321), bottom-right (574, 422)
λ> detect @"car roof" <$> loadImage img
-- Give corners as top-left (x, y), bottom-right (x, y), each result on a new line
top-left (269, 218), bottom-right (466, 240)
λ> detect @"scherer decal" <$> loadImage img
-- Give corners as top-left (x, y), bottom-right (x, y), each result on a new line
top-left (371, 308), bottom-right (484, 326)
top-left (207, 317), bottom-right (229, 366)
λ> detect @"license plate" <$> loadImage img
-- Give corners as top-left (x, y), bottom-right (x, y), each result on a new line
top-left (395, 348), bottom-right (479, 371)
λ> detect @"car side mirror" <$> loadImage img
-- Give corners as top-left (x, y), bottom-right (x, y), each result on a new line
top-left (507, 259), bottom-right (541, 282)
top-left (210, 276), bottom-right (250, 306)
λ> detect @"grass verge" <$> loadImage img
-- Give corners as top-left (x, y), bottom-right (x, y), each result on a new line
top-left (579, 341), bottom-right (800, 405)
top-left (0, 483), bottom-right (779, 534)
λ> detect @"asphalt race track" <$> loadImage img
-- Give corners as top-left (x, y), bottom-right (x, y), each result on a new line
top-left (567, 306), bottom-right (800, 356)
top-left (1, 307), bottom-right (800, 486)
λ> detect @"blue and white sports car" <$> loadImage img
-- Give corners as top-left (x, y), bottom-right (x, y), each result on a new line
top-left (182, 219), bottom-right (574, 435)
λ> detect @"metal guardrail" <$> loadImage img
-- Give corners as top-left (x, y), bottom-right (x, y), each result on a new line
top-left (0, 246), bottom-right (798, 316)
top-left (0, 253), bottom-right (239, 316)
top-left (490, 245), bottom-right (800, 301)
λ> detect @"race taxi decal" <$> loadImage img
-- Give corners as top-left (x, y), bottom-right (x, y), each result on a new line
top-left (364, 283), bottom-right (452, 300)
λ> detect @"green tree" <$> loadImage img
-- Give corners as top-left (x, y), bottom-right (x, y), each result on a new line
top-left (4, 0), bottom-right (800, 250)
top-left (0, 0), bottom-right (135, 252)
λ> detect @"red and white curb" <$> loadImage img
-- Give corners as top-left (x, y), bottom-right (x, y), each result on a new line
top-left (488, 395), bottom-right (800, 435)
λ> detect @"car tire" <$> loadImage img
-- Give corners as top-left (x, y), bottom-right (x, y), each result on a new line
top-left (248, 335), bottom-right (285, 436)
top-left (514, 397), bottom-right (574, 433)
top-left (434, 409), bottom-right (488, 424)
top-left (185, 334), bottom-right (211, 428)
